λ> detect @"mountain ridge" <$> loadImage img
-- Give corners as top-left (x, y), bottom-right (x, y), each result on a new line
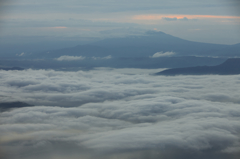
top-left (156, 58), bottom-right (240, 75)
top-left (3, 31), bottom-right (239, 59)
top-left (27, 31), bottom-right (239, 59)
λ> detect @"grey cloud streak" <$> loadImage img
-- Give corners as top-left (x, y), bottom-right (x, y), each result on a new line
top-left (0, 68), bottom-right (240, 159)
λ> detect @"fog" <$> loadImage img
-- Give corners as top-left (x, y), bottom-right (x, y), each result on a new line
top-left (0, 68), bottom-right (240, 159)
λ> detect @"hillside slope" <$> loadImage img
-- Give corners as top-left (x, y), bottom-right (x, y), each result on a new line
top-left (156, 58), bottom-right (240, 75)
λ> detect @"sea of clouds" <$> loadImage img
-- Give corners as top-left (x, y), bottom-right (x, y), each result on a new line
top-left (0, 68), bottom-right (240, 159)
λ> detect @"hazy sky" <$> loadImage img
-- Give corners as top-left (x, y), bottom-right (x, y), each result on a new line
top-left (0, 0), bottom-right (240, 45)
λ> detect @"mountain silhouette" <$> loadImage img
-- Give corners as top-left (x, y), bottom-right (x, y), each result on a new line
top-left (31, 31), bottom-right (239, 59)
top-left (0, 66), bottom-right (24, 71)
top-left (156, 58), bottom-right (240, 75)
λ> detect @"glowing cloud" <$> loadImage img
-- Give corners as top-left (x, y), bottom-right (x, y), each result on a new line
top-left (133, 14), bottom-right (240, 20)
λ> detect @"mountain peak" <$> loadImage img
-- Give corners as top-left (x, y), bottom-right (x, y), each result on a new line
top-left (145, 30), bottom-right (167, 36)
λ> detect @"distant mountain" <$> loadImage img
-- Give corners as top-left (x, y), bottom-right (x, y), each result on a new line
top-left (219, 43), bottom-right (240, 57)
top-left (0, 56), bottom-right (226, 69)
top-left (31, 45), bottom-right (111, 59)
top-left (0, 66), bottom-right (24, 71)
top-left (29, 31), bottom-right (239, 59)
top-left (92, 31), bottom-right (228, 57)
top-left (156, 58), bottom-right (240, 75)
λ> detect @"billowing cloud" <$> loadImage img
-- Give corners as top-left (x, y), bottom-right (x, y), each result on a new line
top-left (150, 51), bottom-right (175, 58)
top-left (55, 55), bottom-right (85, 61)
top-left (0, 68), bottom-right (240, 159)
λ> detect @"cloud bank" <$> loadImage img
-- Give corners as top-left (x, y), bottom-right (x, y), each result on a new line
top-left (92, 55), bottom-right (112, 60)
top-left (55, 55), bottom-right (112, 61)
top-left (150, 51), bottom-right (175, 58)
top-left (55, 55), bottom-right (85, 61)
top-left (0, 68), bottom-right (240, 159)
top-left (162, 17), bottom-right (190, 21)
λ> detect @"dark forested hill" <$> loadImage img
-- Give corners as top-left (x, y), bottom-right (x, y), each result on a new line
top-left (156, 58), bottom-right (240, 75)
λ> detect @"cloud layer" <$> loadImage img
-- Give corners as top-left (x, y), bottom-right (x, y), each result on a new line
top-left (55, 55), bottom-right (86, 61)
top-left (0, 68), bottom-right (240, 159)
top-left (150, 51), bottom-right (175, 58)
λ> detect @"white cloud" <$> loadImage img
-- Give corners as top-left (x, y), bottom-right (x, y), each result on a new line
top-left (150, 51), bottom-right (175, 58)
top-left (102, 55), bottom-right (112, 59)
top-left (19, 52), bottom-right (25, 56)
top-left (0, 68), bottom-right (240, 159)
top-left (55, 55), bottom-right (85, 61)
top-left (92, 55), bottom-right (112, 60)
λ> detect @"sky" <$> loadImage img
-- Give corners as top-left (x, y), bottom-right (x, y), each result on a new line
top-left (0, 0), bottom-right (240, 46)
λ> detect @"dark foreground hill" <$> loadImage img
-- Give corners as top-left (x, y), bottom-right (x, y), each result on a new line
top-left (156, 58), bottom-right (240, 75)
